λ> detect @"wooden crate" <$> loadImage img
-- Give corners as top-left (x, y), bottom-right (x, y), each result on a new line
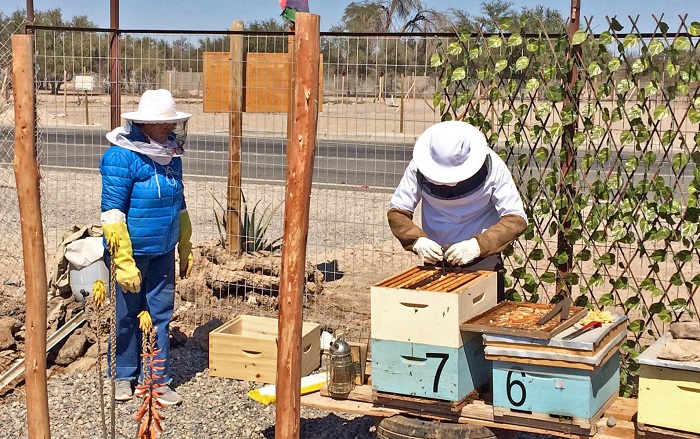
top-left (637, 332), bottom-right (700, 435)
top-left (209, 315), bottom-right (321, 383)
top-left (371, 333), bottom-right (490, 402)
top-left (371, 267), bottom-right (497, 348)
top-left (492, 351), bottom-right (620, 420)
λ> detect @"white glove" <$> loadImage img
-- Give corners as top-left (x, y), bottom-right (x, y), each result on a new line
top-left (445, 238), bottom-right (481, 266)
top-left (412, 237), bottom-right (444, 265)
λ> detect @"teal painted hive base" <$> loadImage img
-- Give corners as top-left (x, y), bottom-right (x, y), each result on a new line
top-left (371, 335), bottom-right (491, 402)
top-left (492, 352), bottom-right (620, 419)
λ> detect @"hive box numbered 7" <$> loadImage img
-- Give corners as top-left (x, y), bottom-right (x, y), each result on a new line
top-left (370, 267), bottom-right (497, 403)
top-left (209, 315), bottom-right (321, 383)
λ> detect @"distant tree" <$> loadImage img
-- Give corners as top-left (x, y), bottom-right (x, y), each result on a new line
top-left (339, 0), bottom-right (447, 33)
top-left (245, 19), bottom-right (288, 53)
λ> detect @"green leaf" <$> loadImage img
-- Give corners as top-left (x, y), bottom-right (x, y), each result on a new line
top-left (528, 248), bottom-right (545, 261)
top-left (623, 34), bottom-right (639, 49)
top-left (670, 272), bottom-right (683, 286)
top-left (572, 30), bottom-right (588, 45)
top-left (658, 21), bottom-right (669, 34)
top-left (690, 22), bottom-right (700, 36)
top-left (599, 293), bottom-right (615, 306)
top-left (649, 249), bottom-right (667, 262)
top-left (515, 56), bottom-right (529, 72)
top-left (690, 108), bottom-right (700, 124)
top-left (560, 106), bottom-right (575, 125)
top-left (487, 35), bottom-right (503, 48)
top-left (661, 130), bottom-right (675, 147)
top-left (647, 39), bottom-right (664, 56)
top-left (525, 78), bottom-right (540, 93)
top-left (649, 302), bottom-right (666, 314)
top-left (653, 105), bottom-right (670, 121)
top-left (625, 296), bottom-right (641, 309)
top-left (507, 33), bottom-right (523, 47)
top-left (535, 146), bottom-right (548, 163)
top-left (587, 62), bottom-right (602, 77)
top-left (624, 156), bottom-right (639, 173)
top-left (642, 151), bottom-right (656, 168)
top-left (620, 130), bottom-right (634, 145)
top-left (446, 42), bottom-right (462, 56)
top-left (543, 65), bottom-right (557, 81)
top-left (632, 58), bottom-right (647, 74)
top-left (672, 152), bottom-right (690, 171)
top-left (597, 253), bottom-right (615, 266)
top-left (429, 53), bottom-right (444, 67)
top-left (576, 249), bottom-right (592, 261)
top-left (608, 58), bottom-right (621, 72)
top-left (674, 250), bottom-right (693, 263)
top-left (540, 272), bottom-right (556, 283)
top-left (468, 46), bottom-right (481, 60)
top-left (451, 67), bottom-right (466, 82)
top-left (610, 17), bottom-right (624, 32)
top-left (499, 110), bottom-right (513, 124)
top-left (498, 17), bottom-right (514, 30)
top-left (494, 59), bottom-right (508, 74)
top-left (588, 273), bottom-right (604, 287)
top-left (617, 79), bottom-right (632, 94)
top-left (598, 32), bottom-right (613, 45)
top-left (667, 61), bottom-right (680, 77)
top-left (673, 36), bottom-right (691, 50)
top-left (546, 86), bottom-right (564, 102)
top-left (640, 278), bottom-right (656, 291)
top-left (669, 298), bottom-right (688, 311)
top-left (628, 319), bottom-right (645, 333)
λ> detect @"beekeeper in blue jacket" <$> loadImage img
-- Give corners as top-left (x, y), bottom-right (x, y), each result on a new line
top-left (388, 121), bottom-right (528, 300)
top-left (100, 89), bottom-right (193, 405)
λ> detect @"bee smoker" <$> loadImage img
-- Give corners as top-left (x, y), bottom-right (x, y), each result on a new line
top-left (327, 338), bottom-right (356, 396)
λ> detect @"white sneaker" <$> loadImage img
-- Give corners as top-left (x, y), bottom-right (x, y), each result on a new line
top-left (114, 380), bottom-right (133, 401)
top-left (154, 386), bottom-right (182, 406)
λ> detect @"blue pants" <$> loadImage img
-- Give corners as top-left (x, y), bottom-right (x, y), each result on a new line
top-left (107, 249), bottom-right (175, 385)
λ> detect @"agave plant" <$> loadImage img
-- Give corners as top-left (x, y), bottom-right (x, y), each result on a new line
top-left (212, 189), bottom-right (282, 253)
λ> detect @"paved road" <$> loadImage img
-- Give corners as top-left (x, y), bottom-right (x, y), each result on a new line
top-left (0, 126), bottom-right (413, 189)
top-left (0, 126), bottom-right (692, 192)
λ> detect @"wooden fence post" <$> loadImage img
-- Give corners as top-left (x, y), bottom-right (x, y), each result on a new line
top-left (12, 33), bottom-right (51, 439)
top-left (227, 20), bottom-right (243, 254)
top-left (275, 12), bottom-right (320, 439)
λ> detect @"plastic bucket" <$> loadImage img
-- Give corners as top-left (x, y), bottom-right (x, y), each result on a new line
top-left (69, 259), bottom-right (109, 302)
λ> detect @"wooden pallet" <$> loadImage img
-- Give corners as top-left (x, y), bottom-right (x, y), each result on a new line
top-left (306, 384), bottom-right (636, 439)
top-left (372, 389), bottom-right (475, 413)
top-left (637, 422), bottom-right (700, 439)
top-left (493, 391), bottom-right (617, 437)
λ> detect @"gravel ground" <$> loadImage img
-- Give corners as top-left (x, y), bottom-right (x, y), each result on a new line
top-left (0, 340), bottom-right (377, 439)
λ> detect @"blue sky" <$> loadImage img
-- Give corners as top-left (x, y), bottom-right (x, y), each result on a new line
top-left (2, 0), bottom-right (697, 33)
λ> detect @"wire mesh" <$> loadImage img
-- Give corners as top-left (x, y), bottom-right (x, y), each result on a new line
top-left (13, 16), bottom-right (700, 355)
top-left (0, 18), bottom-right (27, 320)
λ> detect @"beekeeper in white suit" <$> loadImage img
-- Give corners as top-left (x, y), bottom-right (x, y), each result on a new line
top-left (388, 121), bottom-right (528, 300)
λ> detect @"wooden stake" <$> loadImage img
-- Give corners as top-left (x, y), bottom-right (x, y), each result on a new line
top-left (226, 21), bottom-right (243, 254)
top-left (275, 12), bottom-right (320, 439)
top-left (63, 70), bottom-right (67, 115)
top-left (12, 34), bottom-right (51, 439)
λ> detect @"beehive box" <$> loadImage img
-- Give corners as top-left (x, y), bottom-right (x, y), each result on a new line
top-left (371, 267), bottom-right (497, 348)
top-left (371, 332), bottom-right (490, 402)
top-left (209, 315), bottom-right (321, 383)
top-left (637, 332), bottom-right (700, 434)
top-left (492, 351), bottom-right (620, 420)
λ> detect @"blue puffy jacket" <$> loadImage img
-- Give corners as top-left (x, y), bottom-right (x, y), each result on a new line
top-left (100, 127), bottom-right (185, 257)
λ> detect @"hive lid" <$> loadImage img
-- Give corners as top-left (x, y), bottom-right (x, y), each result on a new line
top-left (637, 332), bottom-right (700, 372)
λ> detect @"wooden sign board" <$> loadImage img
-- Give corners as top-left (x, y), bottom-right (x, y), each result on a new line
top-left (74, 75), bottom-right (93, 91)
top-left (203, 51), bottom-right (323, 113)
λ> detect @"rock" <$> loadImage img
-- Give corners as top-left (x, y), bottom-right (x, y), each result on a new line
top-left (192, 319), bottom-right (223, 351)
top-left (50, 329), bottom-right (89, 366)
top-left (670, 322), bottom-right (700, 340)
top-left (46, 298), bottom-right (67, 333)
top-left (64, 356), bottom-right (97, 374)
top-left (0, 317), bottom-right (20, 350)
top-left (658, 339), bottom-right (700, 362)
top-left (170, 326), bottom-right (188, 348)
top-left (606, 416), bottom-right (617, 427)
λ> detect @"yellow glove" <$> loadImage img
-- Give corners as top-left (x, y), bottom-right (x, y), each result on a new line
top-left (178, 210), bottom-right (194, 279)
top-left (102, 221), bottom-right (142, 293)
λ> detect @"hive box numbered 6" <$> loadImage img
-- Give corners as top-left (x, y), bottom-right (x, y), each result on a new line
top-left (371, 267), bottom-right (497, 348)
top-left (209, 315), bottom-right (321, 383)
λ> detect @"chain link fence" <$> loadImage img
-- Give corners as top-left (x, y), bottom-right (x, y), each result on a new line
top-left (1, 13), bottom-right (698, 395)
top-left (0, 18), bottom-right (27, 322)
